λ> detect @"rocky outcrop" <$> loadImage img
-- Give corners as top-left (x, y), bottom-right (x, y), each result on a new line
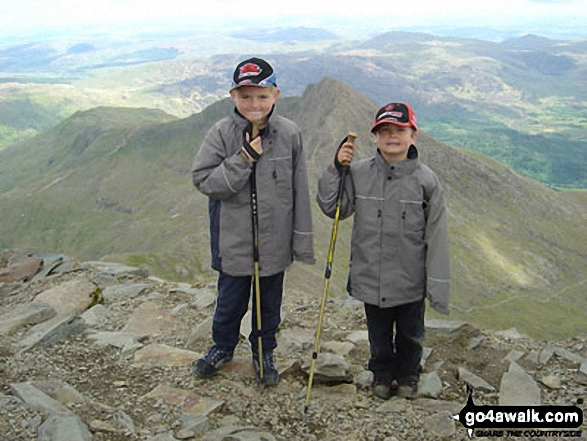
top-left (1, 250), bottom-right (586, 440)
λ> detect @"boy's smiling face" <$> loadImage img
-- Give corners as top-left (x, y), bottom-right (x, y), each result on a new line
top-left (230, 85), bottom-right (280, 128)
top-left (374, 123), bottom-right (418, 164)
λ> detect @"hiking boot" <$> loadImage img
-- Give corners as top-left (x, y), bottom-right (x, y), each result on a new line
top-left (397, 379), bottom-right (418, 400)
top-left (193, 346), bottom-right (233, 379)
top-left (252, 351), bottom-right (279, 386)
top-left (372, 377), bottom-right (396, 400)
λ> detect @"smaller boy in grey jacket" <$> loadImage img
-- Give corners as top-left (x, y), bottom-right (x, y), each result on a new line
top-left (191, 58), bottom-right (315, 386)
top-left (317, 103), bottom-right (450, 400)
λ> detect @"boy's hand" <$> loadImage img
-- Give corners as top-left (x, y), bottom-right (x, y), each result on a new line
top-left (334, 136), bottom-right (355, 169)
top-left (242, 131), bottom-right (263, 163)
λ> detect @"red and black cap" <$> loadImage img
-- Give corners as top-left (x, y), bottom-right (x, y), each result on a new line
top-left (370, 103), bottom-right (418, 133)
top-left (231, 57), bottom-right (277, 90)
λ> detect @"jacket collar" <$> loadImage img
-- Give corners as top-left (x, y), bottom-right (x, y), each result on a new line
top-left (375, 144), bottom-right (419, 178)
top-left (232, 104), bottom-right (275, 135)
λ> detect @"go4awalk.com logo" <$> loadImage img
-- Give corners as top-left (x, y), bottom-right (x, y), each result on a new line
top-left (453, 391), bottom-right (584, 438)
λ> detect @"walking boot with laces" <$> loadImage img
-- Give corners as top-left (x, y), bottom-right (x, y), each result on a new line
top-left (252, 351), bottom-right (279, 386)
top-left (193, 346), bottom-right (233, 379)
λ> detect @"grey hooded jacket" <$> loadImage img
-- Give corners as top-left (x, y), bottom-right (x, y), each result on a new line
top-left (192, 110), bottom-right (315, 277)
top-left (317, 147), bottom-right (450, 314)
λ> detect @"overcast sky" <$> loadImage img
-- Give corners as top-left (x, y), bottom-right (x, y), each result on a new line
top-left (2, 0), bottom-right (586, 38)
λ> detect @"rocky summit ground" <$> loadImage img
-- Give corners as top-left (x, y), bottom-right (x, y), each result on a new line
top-left (0, 250), bottom-right (586, 441)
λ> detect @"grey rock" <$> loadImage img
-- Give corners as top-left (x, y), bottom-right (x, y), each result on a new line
top-left (539, 374), bottom-right (562, 389)
top-left (80, 304), bottom-right (110, 328)
top-left (0, 302), bottom-right (56, 335)
top-left (495, 327), bottom-right (529, 340)
top-left (345, 330), bottom-right (368, 344)
top-left (87, 331), bottom-right (149, 350)
top-left (553, 346), bottom-right (584, 365)
top-left (10, 383), bottom-right (69, 415)
top-left (354, 370), bottom-right (373, 390)
top-left (33, 279), bottom-right (97, 316)
top-left (505, 349), bottom-right (525, 363)
top-left (146, 433), bottom-right (176, 441)
top-left (202, 426), bottom-right (276, 441)
top-left (458, 367), bottom-right (496, 393)
top-left (499, 362), bottom-right (541, 406)
top-left (421, 347), bottom-right (433, 367)
top-left (419, 372), bottom-right (443, 398)
top-left (322, 340), bottom-right (355, 356)
top-left (240, 310), bottom-right (252, 341)
top-left (576, 359), bottom-right (587, 385)
top-left (302, 352), bottom-right (353, 383)
top-left (102, 283), bottom-right (151, 302)
top-left (187, 316), bottom-right (213, 345)
top-left (38, 413), bottom-right (93, 441)
top-left (178, 414), bottom-right (209, 436)
top-left (115, 409), bottom-right (137, 435)
top-left (31, 254), bottom-right (64, 280)
top-left (88, 262), bottom-right (150, 278)
top-left (468, 335), bottom-right (485, 349)
top-left (277, 327), bottom-right (314, 352)
top-left (423, 412), bottom-right (456, 438)
top-left (425, 318), bottom-right (465, 334)
top-left (539, 347), bottom-right (554, 365)
top-left (32, 380), bottom-right (86, 406)
top-left (192, 288), bottom-right (217, 309)
top-left (0, 255), bottom-right (42, 283)
top-left (17, 315), bottom-right (85, 353)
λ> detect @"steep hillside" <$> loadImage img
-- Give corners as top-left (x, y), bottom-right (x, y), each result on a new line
top-left (0, 78), bottom-right (585, 339)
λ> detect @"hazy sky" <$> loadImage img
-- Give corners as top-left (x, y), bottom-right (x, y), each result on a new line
top-left (2, 0), bottom-right (586, 38)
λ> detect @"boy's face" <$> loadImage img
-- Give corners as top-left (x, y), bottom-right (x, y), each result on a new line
top-left (374, 123), bottom-right (418, 164)
top-left (230, 85), bottom-right (280, 127)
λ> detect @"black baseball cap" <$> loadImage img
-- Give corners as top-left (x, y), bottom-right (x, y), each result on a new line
top-left (231, 57), bottom-right (277, 90)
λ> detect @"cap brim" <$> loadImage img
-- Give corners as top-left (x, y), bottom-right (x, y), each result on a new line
top-left (371, 120), bottom-right (416, 133)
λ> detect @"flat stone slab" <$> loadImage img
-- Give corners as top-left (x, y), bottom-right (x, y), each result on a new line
top-left (102, 283), bottom-right (152, 302)
top-left (10, 382), bottom-right (69, 415)
top-left (133, 343), bottom-right (199, 367)
top-left (38, 413), bottom-right (93, 441)
top-left (144, 385), bottom-right (224, 416)
top-left (122, 304), bottom-right (176, 335)
top-left (301, 352), bottom-right (352, 383)
top-left (576, 360), bottom-right (587, 385)
top-left (499, 362), bottom-right (541, 406)
top-left (87, 331), bottom-right (149, 351)
top-left (17, 315), bottom-right (85, 353)
top-left (87, 262), bottom-right (149, 278)
top-left (202, 425), bottom-right (276, 441)
top-left (0, 302), bottom-right (56, 335)
top-left (0, 255), bottom-right (42, 283)
top-left (458, 367), bottom-right (496, 393)
top-left (34, 279), bottom-right (97, 316)
top-left (419, 372), bottom-right (443, 398)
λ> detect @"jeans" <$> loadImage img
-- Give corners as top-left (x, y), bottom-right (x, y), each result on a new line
top-left (364, 298), bottom-right (425, 383)
top-left (212, 271), bottom-right (284, 354)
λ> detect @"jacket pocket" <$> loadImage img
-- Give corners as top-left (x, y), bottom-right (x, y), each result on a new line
top-left (271, 157), bottom-right (293, 200)
top-left (400, 199), bottom-right (426, 235)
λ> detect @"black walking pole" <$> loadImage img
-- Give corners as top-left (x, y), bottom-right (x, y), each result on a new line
top-left (303, 132), bottom-right (357, 417)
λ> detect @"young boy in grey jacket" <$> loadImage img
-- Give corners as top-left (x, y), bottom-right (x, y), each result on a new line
top-left (317, 103), bottom-right (450, 399)
top-left (191, 58), bottom-right (315, 386)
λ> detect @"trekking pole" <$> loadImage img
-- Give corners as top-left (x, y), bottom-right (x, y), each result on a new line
top-left (303, 131), bottom-right (357, 417)
top-left (247, 124), bottom-right (264, 382)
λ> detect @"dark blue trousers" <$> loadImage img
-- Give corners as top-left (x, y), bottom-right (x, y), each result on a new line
top-left (364, 298), bottom-right (425, 383)
top-left (212, 271), bottom-right (284, 354)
